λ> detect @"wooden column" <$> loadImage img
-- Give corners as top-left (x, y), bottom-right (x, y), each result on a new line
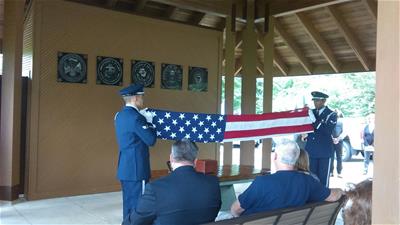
top-left (240, 0), bottom-right (257, 166)
top-left (223, 12), bottom-right (236, 166)
top-left (0, 0), bottom-right (24, 201)
top-left (373, 1), bottom-right (400, 223)
top-left (261, 14), bottom-right (274, 170)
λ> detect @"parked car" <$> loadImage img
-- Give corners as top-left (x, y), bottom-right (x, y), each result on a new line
top-left (341, 117), bottom-right (368, 161)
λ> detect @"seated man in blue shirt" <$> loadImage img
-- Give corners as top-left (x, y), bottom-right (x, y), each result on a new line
top-left (231, 139), bottom-right (343, 217)
top-left (123, 139), bottom-right (221, 225)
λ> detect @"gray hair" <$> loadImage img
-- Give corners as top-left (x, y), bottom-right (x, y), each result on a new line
top-left (171, 139), bottom-right (199, 163)
top-left (122, 96), bottom-right (133, 104)
top-left (275, 138), bottom-right (300, 166)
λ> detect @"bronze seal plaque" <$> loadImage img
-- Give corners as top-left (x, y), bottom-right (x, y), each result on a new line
top-left (57, 52), bottom-right (87, 83)
top-left (96, 56), bottom-right (123, 86)
top-left (131, 60), bottom-right (155, 88)
top-left (161, 63), bottom-right (183, 90)
top-left (188, 66), bottom-right (208, 92)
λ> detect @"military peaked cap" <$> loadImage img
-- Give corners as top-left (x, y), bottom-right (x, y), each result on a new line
top-left (119, 83), bottom-right (144, 96)
top-left (311, 91), bottom-right (329, 100)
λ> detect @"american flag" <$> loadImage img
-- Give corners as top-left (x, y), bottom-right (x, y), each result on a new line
top-left (148, 107), bottom-right (314, 143)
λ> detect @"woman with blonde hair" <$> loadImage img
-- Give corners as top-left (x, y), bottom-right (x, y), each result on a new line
top-left (295, 149), bottom-right (319, 181)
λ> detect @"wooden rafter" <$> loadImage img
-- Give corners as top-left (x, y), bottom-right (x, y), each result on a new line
top-left (165, 5), bottom-right (178, 18)
top-left (134, 0), bottom-right (148, 12)
top-left (361, 0), bottom-right (377, 22)
top-left (149, 0), bottom-right (228, 18)
top-left (257, 66), bottom-right (264, 76)
top-left (191, 12), bottom-right (205, 25)
top-left (273, 50), bottom-right (288, 76)
top-left (256, 39), bottom-right (289, 76)
top-left (295, 12), bottom-right (340, 73)
top-left (255, 0), bottom-right (352, 22)
top-left (107, 0), bottom-right (118, 8)
top-left (269, 0), bottom-right (352, 18)
top-left (234, 66), bottom-right (242, 76)
top-left (327, 6), bottom-right (371, 71)
top-left (274, 20), bottom-right (313, 74)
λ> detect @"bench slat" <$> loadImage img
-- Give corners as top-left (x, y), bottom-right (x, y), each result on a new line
top-left (243, 216), bottom-right (278, 225)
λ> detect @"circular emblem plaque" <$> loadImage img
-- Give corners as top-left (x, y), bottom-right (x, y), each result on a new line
top-left (97, 57), bottom-right (123, 85)
top-left (161, 64), bottom-right (182, 90)
top-left (189, 67), bottom-right (208, 92)
top-left (132, 61), bottom-right (155, 87)
top-left (58, 53), bottom-right (87, 83)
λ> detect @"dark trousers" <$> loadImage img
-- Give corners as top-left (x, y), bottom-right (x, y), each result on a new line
top-left (364, 150), bottom-right (373, 172)
top-left (330, 141), bottom-right (343, 174)
top-left (121, 180), bottom-right (144, 220)
top-left (310, 158), bottom-right (331, 187)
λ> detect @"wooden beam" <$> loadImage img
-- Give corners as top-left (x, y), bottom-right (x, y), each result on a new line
top-left (361, 0), bottom-right (377, 22)
top-left (295, 12), bottom-right (340, 73)
top-left (134, 0), bottom-right (148, 12)
top-left (165, 5), bottom-right (178, 18)
top-left (256, 38), bottom-right (289, 76)
top-left (273, 50), bottom-right (289, 76)
top-left (270, 0), bottom-right (352, 18)
top-left (107, 0), bottom-right (118, 8)
top-left (191, 12), bottom-right (205, 25)
top-left (257, 66), bottom-right (264, 76)
top-left (327, 6), bottom-right (372, 71)
top-left (234, 66), bottom-right (242, 76)
top-left (149, 0), bottom-right (228, 17)
top-left (274, 19), bottom-right (313, 74)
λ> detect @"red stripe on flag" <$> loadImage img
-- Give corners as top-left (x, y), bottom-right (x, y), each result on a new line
top-left (226, 108), bottom-right (309, 122)
top-left (223, 124), bottom-right (313, 139)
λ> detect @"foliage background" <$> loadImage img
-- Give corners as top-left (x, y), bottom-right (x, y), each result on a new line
top-left (222, 72), bottom-right (376, 117)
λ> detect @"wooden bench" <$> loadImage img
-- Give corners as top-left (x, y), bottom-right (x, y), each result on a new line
top-left (202, 196), bottom-right (347, 225)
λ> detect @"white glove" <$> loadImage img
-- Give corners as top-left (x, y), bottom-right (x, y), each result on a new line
top-left (140, 108), bottom-right (155, 124)
top-left (308, 109), bottom-right (316, 123)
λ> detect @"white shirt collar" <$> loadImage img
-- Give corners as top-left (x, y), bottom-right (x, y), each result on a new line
top-left (126, 103), bottom-right (139, 111)
top-left (317, 106), bottom-right (326, 115)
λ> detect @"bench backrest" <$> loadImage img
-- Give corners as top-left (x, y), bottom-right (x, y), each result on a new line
top-left (203, 196), bottom-right (347, 225)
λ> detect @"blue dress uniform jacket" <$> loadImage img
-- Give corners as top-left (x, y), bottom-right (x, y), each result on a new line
top-left (305, 107), bottom-right (337, 158)
top-left (115, 106), bottom-right (157, 181)
top-left (305, 107), bottom-right (337, 187)
top-left (122, 166), bottom-right (221, 225)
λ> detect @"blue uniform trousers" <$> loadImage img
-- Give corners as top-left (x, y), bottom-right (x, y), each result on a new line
top-left (309, 158), bottom-right (331, 187)
top-left (121, 180), bottom-right (144, 220)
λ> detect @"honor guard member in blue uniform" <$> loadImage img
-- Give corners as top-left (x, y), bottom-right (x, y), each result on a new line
top-left (114, 84), bottom-right (157, 220)
top-left (305, 91), bottom-right (337, 187)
